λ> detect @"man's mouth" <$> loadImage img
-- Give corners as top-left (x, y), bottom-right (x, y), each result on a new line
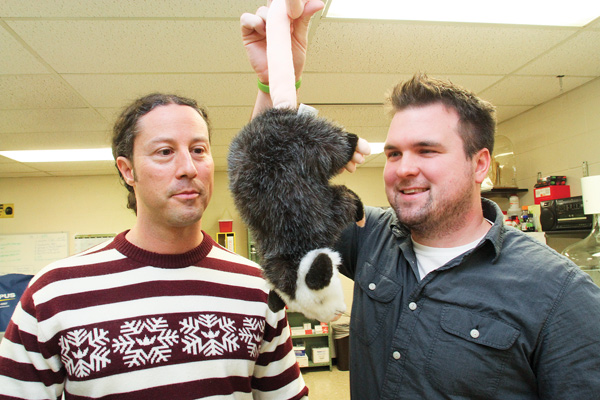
top-left (172, 190), bottom-right (200, 199)
top-left (401, 188), bottom-right (427, 195)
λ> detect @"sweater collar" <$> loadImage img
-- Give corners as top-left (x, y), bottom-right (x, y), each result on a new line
top-left (111, 230), bottom-right (214, 268)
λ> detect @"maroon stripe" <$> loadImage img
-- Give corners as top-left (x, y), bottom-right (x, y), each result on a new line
top-left (0, 356), bottom-right (64, 387)
top-left (3, 324), bottom-right (56, 359)
top-left (35, 280), bottom-right (268, 323)
top-left (64, 376), bottom-right (253, 399)
top-left (263, 313), bottom-right (289, 343)
top-left (251, 363), bottom-right (304, 392)
top-left (255, 340), bottom-right (293, 367)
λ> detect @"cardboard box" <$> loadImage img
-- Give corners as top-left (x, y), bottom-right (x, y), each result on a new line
top-left (293, 344), bottom-right (306, 357)
top-left (297, 355), bottom-right (309, 368)
top-left (534, 185), bottom-right (571, 204)
top-left (312, 347), bottom-right (330, 364)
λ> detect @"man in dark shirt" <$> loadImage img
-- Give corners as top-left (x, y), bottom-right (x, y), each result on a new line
top-left (241, 3), bottom-right (600, 399)
top-left (334, 74), bottom-right (600, 399)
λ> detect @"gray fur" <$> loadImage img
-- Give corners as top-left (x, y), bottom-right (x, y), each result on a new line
top-left (228, 107), bottom-right (363, 312)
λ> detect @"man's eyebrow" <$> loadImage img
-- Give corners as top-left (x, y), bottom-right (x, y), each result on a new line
top-left (415, 140), bottom-right (442, 147)
top-left (383, 140), bottom-right (442, 151)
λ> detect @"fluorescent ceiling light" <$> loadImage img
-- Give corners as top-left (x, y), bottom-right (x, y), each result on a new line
top-left (0, 148), bottom-right (114, 163)
top-left (326, 0), bottom-right (600, 27)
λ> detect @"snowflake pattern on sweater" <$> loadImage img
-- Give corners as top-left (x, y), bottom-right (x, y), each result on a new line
top-left (59, 314), bottom-right (265, 378)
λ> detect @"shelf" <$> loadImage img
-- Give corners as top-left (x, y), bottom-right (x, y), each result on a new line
top-left (287, 311), bottom-right (333, 371)
top-left (481, 188), bottom-right (528, 197)
top-left (291, 332), bottom-right (330, 339)
top-left (216, 232), bottom-right (236, 252)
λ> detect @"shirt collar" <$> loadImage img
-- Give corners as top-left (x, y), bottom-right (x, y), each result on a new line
top-left (481, 197), bottom-right (505, 262)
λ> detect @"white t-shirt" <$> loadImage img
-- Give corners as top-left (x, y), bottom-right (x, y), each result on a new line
top-left (411, 220), bottom-right (492, 280)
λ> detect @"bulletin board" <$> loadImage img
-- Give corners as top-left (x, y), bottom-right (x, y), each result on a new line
top-left (0, 232), bottom-right (69, 276)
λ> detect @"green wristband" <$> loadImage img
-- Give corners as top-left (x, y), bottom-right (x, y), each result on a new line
top-left (257, 78), bottom-right (302, 94)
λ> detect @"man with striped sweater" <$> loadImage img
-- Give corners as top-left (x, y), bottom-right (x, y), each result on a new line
top-left (0, 93), bottom-right (308, 399)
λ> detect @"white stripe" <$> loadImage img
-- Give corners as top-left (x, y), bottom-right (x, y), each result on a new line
top-left (208, 246), bottom-right (260, 268)
top-left (33, 262), bottom-right (267, 306)
top-left (7, 302), bottom-right (38, 337)
top-left (0, 336), bottom-right (62, 372)
top-left (65, 358), bottom-right (256, 397)
top-left (253, 350), bottom-right (299, 379)
top-left (0, 374), bottom-right (64, 400)
top-left (252, 377), bottom-right (307, 400)
top-left (38, 295), bottom-right (271, 335)
top-left (30, 248), bottom-right (126, 285)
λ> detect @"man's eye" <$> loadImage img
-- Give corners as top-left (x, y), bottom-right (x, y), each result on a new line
top-left (159, 149), bottom-right (173, 156)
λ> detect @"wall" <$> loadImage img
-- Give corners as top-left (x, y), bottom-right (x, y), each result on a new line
top-left (497, 76), bottom-right (600, 206)
top-left (0, 171), bottom-right (252, 260)
top-left (496, 76), bottom-right (600, 253)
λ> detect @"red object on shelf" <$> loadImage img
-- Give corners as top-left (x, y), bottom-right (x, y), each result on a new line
top-left (218, 220), bottom-right (233, 232)
top-left (534, 185), bottom-right (571, 204)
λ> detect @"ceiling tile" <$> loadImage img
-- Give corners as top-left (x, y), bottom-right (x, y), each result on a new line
top-left (0, 0), bottom-right (264, 18)
top-left (495, 105), bottom-right (535, 123)
top-left (62, 73), bottom-right (258, 108)
top-left (0, 74), bottom-right (89, 109)
top-left (307, 21), bottom-right (577, 75)
top-left (0, 131), bottom-right (111, 151)
top-left (516, 31), bottom-right (600, 76)
top-left (301, 73), bottom-right (503, 105)
top-left (6, 20), bottom-right (250, 74)
top-left (0, 25), bottom-right (49, 74)
top-left (0, 157), bottom-right (49, 177)
top-left (0, 108), bottom-right (110, 133)
top-left (479, 75), bottom-right (594, 106)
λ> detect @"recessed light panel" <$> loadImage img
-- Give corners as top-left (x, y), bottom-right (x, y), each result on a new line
top-left (0, 148), bottom-right (114, 163)
top-left (326, 0), bottom-right (600, 27)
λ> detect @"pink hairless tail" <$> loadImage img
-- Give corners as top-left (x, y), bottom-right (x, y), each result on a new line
top-left (266, 0), bottom-right (307, 109)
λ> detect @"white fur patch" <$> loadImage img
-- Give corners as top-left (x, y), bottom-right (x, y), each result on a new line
top-left (276, 248), bottom-right (347, 322)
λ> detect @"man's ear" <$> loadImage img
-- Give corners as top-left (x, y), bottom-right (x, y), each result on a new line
top-left (116, 156), bottom-right (135, 187)
top-left (473, 148), bottom-right (491, 184)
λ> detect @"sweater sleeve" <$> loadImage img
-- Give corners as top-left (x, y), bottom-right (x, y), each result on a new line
top-left (250, 308), bottom-right (308, 399)
top-left (0, 292), bottom-right (65, 400)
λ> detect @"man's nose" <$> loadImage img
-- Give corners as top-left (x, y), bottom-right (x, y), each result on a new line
top-left (176, 151), bottom-right (198, 179)
top-left (394, 154), bottom-right (419, 178)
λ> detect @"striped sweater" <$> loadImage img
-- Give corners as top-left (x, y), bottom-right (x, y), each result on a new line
top-left (0, 231), bottom-right (308, 399)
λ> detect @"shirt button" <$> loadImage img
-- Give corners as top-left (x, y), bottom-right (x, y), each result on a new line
top-left (408, 302), bottom-right (417, 311)
top-left (392, 351), bottom-right (401, 360)
top-left (470, 329), bottom-right (480, 339)
top-left (368, 283), bottom-right (376, 290)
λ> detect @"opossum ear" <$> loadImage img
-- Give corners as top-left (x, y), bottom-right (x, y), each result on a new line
top-left (305, 253), bottom-right (333, 290)
top-left (268, 290), bottom-right (287, 312)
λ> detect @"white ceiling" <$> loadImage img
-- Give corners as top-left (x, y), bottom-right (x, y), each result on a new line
top-left (1, 0), bottom-right (599, 177)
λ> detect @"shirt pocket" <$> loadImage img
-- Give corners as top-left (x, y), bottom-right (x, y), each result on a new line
top-left (351, 263), bottom-right (401, 345)
top-left (425, 305), bottom-right (520, 398)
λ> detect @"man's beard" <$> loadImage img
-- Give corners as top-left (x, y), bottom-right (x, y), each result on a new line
top-left (390, 175), bottom-right (475, 240)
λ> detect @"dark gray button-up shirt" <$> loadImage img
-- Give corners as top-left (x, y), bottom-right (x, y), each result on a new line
top-left (336, 198), bottom-right (600, 399)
